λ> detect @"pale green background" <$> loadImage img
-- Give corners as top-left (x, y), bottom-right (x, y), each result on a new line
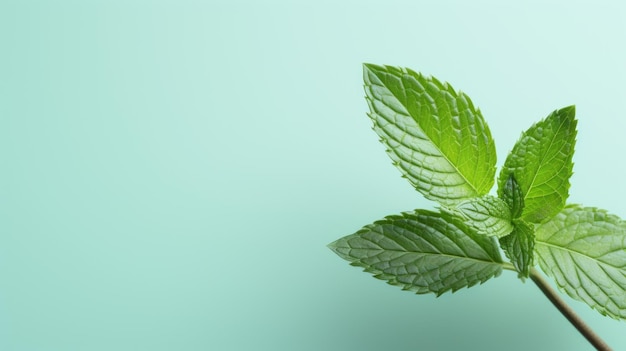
top-left (1, 1), bottom-right (625, 350)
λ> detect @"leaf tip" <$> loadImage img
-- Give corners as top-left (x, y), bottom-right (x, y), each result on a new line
top-left (362, 62), bottom-right (380, 74)
top-left (555, 105), bottom-right (578, 127)
top-left (327, 238), bottom-right (341, 251)
top-left (327, 237), bottom-right (354, 261)
top-left (559, 104), bottom-right (576, 115)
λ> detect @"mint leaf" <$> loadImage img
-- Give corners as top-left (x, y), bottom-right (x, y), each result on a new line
top-left (328, 209), bottom-right (503, 296)
top-left (535, 205), bottom-right (626, 319)
top-left (497, 106), bottom-right (577, 223)
top-left (441, 195), bottom-right (513, 238)
top-left (499, 219), bottom-right (535, 278)
top-left (500, 174), bottom-right (524, 218)
top-left (363, 64), bottom-right (497, 205)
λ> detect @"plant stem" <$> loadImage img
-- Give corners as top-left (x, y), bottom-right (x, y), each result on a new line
top-left (529, 268), bottom-right (612, 351)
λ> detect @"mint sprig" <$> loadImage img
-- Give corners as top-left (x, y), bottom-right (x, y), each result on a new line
top-left (329, 64), bottom-right (626, 350)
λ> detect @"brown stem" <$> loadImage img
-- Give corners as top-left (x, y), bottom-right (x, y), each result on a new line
top-left (529, 268), bottom-right (612, 351)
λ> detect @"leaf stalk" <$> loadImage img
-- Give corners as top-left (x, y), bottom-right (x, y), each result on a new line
top-left (529, 268), bottom-right (612, 351)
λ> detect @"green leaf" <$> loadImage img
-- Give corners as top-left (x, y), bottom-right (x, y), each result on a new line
top-left (535, 205), bottom-right (626, 319)
top-left (499, 219), bottom-right (535, 278)
top-left (500, 174), bottom-right (524, 218)
top-left (497, 106), bottom-right (577, 223)
top-left (363, 64), bottom-right (497, 205)
top-left (441, 195), bottom-right (513, 238)
top-left (328, 209), bottom-right (503, 296)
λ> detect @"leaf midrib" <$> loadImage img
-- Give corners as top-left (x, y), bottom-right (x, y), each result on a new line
top-left (536, 240), bottom-right (624, 270)
top-left (537, 241), bottom-right (626, 316)
top-left (370, 69), bottom-right (482, 197)
top-left (352, 246), bottom-right (503, 265)
top-left (523, 115), bottom-right (569, 203)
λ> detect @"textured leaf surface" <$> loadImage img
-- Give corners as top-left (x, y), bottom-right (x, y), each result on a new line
top-left (364, 64), bottom-right (496, 205)
top-left (441, 195), bottom-right (513, 238)
top-left (328, 210), bottom-right (503, 296)
top-left (535, 205), bottom-right (626, 319)
top-left (501, 174), bottom-right (524, 218)
top-left (497, 106), bottom-right (577, 223)
top-left (500, 219), bottom-right (535, 278)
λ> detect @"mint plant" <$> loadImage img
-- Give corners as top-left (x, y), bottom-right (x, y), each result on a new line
top-left (328, 64), bottom-right (626, 351)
